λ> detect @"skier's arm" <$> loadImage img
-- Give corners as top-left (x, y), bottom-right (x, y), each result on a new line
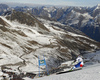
top-left (71, 60), bottom-right (77, 66)
top-left (74, 59), bottom-right (76, 62)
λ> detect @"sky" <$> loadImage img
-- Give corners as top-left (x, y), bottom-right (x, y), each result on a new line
top-left (0, 0), bottom-right (100, 7)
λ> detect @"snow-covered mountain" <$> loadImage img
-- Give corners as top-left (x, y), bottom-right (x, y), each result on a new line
top-left (1, 4), bottom-right (100, 42)
top-left (0, 10), bottom-right (100, 79)
top-left (0, 4), bottom-right (11, 15)
top-left (21, 4), bottom-right (100, 42)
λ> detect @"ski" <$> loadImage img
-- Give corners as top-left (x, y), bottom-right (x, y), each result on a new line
top-left (56, 68), bottom-right (82, 75)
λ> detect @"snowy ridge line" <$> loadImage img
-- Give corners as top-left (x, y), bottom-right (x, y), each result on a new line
top-left (38, 17), bottom-right (96, 42)
top-left (31, 5), bottom-right (100, 42)
top-left (67, 32), bottom-right (95, 41)
top-left (0, 16), bottom-right (14, 27)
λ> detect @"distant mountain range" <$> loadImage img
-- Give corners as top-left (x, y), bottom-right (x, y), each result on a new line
top-left (0, 4), bottom-right (100, 42)
top-left (30, 4), bottom-right (100, 42)
top-left (0, 4), bottom-right (10, 15)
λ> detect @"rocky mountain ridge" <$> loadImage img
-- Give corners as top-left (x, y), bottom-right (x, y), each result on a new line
top-left (0, 4), bottom-right (100, 41)
top-left (13, 4), bottom-right (100, 42)
top-left (0, 4), bottom-right (11, 15)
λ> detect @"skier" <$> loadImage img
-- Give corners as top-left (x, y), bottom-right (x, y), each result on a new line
top-left (56, 55), bottom-right (84, 74)
top-left (71, 55), bottom-right (84, 70)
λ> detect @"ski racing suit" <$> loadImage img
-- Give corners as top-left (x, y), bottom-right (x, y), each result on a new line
top-left (72, 56), bottom-right (84, 70)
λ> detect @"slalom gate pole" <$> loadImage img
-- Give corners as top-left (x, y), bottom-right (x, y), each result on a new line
top-left (38, 56), bottom-right (40, 77)
top-left (43, 55), bottom-right (49, 75)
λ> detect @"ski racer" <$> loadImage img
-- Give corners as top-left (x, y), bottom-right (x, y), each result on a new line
top-left (71, 55), bottom-right (84, 70)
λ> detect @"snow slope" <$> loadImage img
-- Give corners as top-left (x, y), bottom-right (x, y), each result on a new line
top-left (33, 64), bottom-right (100, 80)
top-left (30, 5), bottom-right (100, 42)
top-left (27, 50), bottom-right (100, 80)
top-left (83, 50), bottom-right (100, 66)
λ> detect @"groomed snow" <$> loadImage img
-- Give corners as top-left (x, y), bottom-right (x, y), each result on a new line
top-left (23, 51), bottom-right (100, 80)
top-left (23, 64), bottom-right (100, 80)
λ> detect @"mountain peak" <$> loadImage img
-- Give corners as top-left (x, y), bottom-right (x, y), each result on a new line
top-left (94, 4), bottom-right (100, 10)
top-left (97, 4), bottom-right (100, 6)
